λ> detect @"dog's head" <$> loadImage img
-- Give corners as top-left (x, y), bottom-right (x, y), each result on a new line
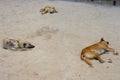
top-left (23, 42), bottom-right (35, 48)
top-left (49, 7), bottom-right (58, 14)
top-left (20, 41), bottom-right (35, 51)
top-left (100, 38), bottom-right (109, 46)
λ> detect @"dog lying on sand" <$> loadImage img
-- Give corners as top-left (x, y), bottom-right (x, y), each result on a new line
top-left (3, 38), bottom-right (35, 51)
top-left (80, 38), bottom-right (116, 67)
top-left (40, 6), bottom-right (58, 15)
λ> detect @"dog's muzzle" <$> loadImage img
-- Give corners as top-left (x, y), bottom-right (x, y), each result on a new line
top-left (28, 45), bottom-right (35, 48)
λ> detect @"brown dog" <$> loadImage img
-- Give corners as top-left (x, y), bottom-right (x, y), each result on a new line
top-left (40, 6), bottom-right (58, 15)
top-left (80, 38), bottom-right (115, 67)
top-left (3, 38), bottom-right (35, 51)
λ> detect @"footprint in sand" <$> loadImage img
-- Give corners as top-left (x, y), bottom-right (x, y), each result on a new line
top-left (36, 26), bottom-right (58, 39)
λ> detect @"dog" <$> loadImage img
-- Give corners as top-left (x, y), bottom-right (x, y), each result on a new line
top-left (3, 38), bottom-right (35, 51)
top-left (40, 6), bottom-right (58, 15)
top-left (80, 38), bottom-right (115, 67)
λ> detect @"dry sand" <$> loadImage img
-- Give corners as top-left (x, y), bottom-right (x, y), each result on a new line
top-left (0, 0), bottom-right (120, 80)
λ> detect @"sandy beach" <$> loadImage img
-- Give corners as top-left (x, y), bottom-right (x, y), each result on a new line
top-left (0, 0), bottom-right (120, 80)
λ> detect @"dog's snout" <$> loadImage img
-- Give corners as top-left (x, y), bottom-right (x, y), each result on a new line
top-left (28, 44), bottom-right (35, 48)
top-left (32, 45), bottom-right (35, 48)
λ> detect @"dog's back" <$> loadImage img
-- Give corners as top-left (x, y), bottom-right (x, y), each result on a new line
top-left (3, 38), bottom-right (19, 50)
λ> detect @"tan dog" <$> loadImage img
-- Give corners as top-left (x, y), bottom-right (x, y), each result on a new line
top-left (80, 38), bottom-right (115, 67)
top-left (40, 6), bottom-right (58, 15)
top-left (3, 38), bottom-right (35, 51)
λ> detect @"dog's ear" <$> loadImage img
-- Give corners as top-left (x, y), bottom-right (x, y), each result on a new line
top-left (101, 38), bottom-right (104, 41)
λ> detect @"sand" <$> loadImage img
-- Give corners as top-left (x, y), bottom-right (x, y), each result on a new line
top-left (0, 0), bottom-right (120, 80)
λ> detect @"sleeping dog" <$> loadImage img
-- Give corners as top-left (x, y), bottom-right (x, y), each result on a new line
top-left (3, 38), bottom-right (35, 51)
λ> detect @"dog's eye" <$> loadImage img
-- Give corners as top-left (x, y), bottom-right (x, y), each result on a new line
top-left (29, 44), bottom-right (31, 46)
top-left (23, 43), bottom-right (26, 47)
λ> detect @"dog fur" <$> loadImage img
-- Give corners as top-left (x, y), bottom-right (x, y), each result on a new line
top-left (40, 6), bottom-right (58, 15)
top-left (3, 38), bottom-right (35, 51)
top-left (80, 38), bottom-right (115, 67)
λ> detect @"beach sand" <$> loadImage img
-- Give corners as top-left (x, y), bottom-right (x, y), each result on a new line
top-left (0, 0), bottom-right (120, 80)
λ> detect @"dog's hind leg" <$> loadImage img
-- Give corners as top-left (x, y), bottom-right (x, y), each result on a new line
top-left (81, 52), bottom-right (93, 67)
top-left (83, 57), bottom-right (93, 67)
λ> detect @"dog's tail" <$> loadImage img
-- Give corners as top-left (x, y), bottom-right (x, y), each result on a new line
top-left (80, 50), bottom-right (93, 67)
